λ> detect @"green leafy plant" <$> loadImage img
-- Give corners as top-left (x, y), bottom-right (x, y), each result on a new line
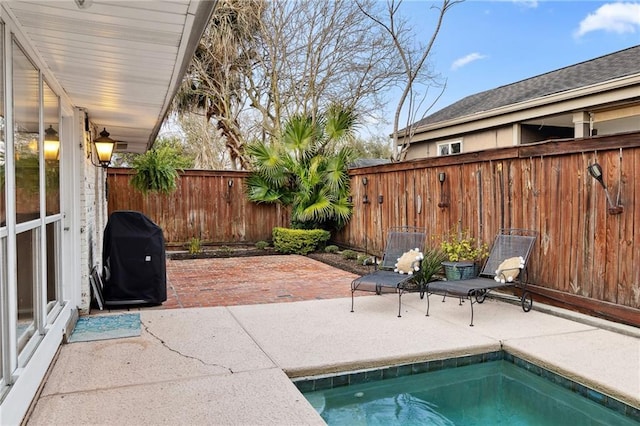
top-left (414, 247), bottom-right (448, 284)
top-left (272, 227), bottom-right (330, 255)
top-left (439, 230), bottom-right (489, 262)
top-left (188, 237), bottom-right (202, 255)
top-left (324, 245), bottom-right (339, 253)
top-left (255, 240), bottom-right (270, 250)
top-left (246, 104), bottom-right (357, 231)
top-left (130, 142), bottom-right (192, 195)
top-left (341, 249), bottom-right (358, 260)
top-left (218, 245), bottom-right (233, 256)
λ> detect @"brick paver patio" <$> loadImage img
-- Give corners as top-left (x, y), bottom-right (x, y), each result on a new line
top-left (163, 254), bottom-right (360, 309)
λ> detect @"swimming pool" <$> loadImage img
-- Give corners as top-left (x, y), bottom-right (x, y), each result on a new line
top-left (297, 353), bottom-right (639, 425)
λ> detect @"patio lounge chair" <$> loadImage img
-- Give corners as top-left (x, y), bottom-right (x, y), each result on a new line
top-left (426, 229), bottom-right (537, 326)
top-left (351, 227), bottom-right (426, 317)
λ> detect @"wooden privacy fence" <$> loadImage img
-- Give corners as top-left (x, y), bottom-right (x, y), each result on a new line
top-left (107, 169), bottom-right (289, 245)
top-left (336, 132), bottom-right (639, 324)
top-left (108, 132), bottom-right (639, 324)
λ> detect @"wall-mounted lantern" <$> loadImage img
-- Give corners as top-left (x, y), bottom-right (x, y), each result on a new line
top-left (225, 179), bottom-right (234, 203)
top-left (91, 128), bottom-right (116, 168)
top-left (437, 172), bottom-right (449, 208)
top-left (378, 195), bottom-right (383, 204)
top-left (362, 176), bottom-right (369, 204)
top-left (587, 162), bottom-right (623, 215)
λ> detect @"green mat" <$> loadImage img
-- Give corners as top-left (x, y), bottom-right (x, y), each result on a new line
top-left (68, 313), bottom-right (141, 343)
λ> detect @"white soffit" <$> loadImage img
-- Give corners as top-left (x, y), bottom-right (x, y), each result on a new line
top-left (6, 1), bottom-right (215, 152)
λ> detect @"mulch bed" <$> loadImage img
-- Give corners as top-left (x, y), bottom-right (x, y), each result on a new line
top-left (306, 252), bottom-right (372, 276)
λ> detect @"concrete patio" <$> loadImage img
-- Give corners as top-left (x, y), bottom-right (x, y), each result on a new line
top-left (26, 284), bottom-right (639, 425)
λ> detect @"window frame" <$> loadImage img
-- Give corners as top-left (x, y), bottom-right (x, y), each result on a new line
top-left (437, 140), bottom-right (463, 156)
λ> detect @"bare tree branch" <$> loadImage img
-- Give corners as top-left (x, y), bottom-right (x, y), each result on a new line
top-left (359, 0), bottom-right (462, 161)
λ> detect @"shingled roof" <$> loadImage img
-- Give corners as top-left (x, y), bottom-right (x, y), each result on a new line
top-left (412, 45), bottom-right (640, 129)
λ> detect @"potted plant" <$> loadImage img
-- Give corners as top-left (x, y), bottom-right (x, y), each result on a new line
top-left (439, 230), bottom-right (489, 280)
top-left (130, 141), bottom-right (192, 195)
top-left (412, 246), bottom-right (448, 295)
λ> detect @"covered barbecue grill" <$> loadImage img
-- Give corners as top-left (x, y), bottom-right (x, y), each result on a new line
top-left (102, 210), bottom-right (167, 305)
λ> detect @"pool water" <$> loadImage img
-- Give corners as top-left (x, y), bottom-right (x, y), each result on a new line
top-left (303, 361), bottom-right (637, 425)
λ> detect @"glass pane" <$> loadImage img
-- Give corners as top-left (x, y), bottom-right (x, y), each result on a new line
top-left (16, 229), bottom-right (37, 353)
top-left (452, 143), bottom-right (461, 154)
top-left (43, 81), bottom-right (59, 215)
top-left (0, 237), bottom-right (5, 383)
top-left (13, 42), bottom-right (40, 224)
top-left (46, 222), bottom-right (59, 312)
top-left (0, 27), bottom-right (4, 228)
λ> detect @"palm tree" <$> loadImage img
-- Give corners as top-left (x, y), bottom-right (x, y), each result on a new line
top-left (245, 105), bottom-right (357, 231)
top-left (172, 0), bottom-right (263, 170)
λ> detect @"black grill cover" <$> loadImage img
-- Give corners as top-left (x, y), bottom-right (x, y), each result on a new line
top-left (102, 211), bottom-right (167, 305)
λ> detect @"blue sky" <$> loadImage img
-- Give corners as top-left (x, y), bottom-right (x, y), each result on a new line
top-left (384, 0), bottom-right (640, 131)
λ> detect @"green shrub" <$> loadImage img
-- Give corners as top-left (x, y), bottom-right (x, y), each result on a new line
top-left (342, 249), bottom-right (358, 260)
top-left (357, 254), bottom-right (370, 264)
top-left (255, 240), bottom-right (270, 250)
top-left (218, 245), bottom-right (233, 256)
top-left (324, 245), bottom-right (339, 253)
top-left (188, 237), bottom-right (202, 255)
top-left (272, 227), bottom-right (331, 255)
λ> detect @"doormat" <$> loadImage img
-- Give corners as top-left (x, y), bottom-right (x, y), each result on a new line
top-left (68, 313), bottom-right (141, 343)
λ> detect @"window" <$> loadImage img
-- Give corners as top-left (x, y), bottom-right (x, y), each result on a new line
top-left (43, 82), bottom-right (61, 315)
top-left (13, 40), bottom-right (41, 356)
top-left (13, 42), bottom-right (40, 224)
top-left (437, 140), bottom-right (462, 156)
top-left (0, 24), bottom-right (4, 386)
top-left (43, 81), bottom-right (59, 215)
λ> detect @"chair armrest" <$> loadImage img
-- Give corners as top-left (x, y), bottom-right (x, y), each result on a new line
top-left (362, 255), bottom-right (379, 271)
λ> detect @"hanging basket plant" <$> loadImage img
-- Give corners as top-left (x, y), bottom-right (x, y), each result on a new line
top-left (130, 144), bottom-right (190, 195)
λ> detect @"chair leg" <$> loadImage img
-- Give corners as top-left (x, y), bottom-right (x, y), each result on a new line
top-left (351, 288), bottom-right (355, 313)
top-left (469, 298), bottom-right (474, 326)
top-left (425, 292), bottom-right (430, 317)
top-left (397, 291), bottom-right (402, 317)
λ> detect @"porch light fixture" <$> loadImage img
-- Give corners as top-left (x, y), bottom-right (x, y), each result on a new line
top-left (587, 162), bottom-right (623, 215)
top-left (92, 128), bottom-right (115, 168)
top-left (44, 125), bottom-right (59, 160)
top-left (362, 177), bottom-right (368, 186)
top-left (378, 195), bottom-right (383, 204)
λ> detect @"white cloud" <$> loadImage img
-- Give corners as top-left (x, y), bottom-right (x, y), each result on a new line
top-left (451, 53), bottom-right (488, 71)
top-left (574, 2), bottom-right (640, 37)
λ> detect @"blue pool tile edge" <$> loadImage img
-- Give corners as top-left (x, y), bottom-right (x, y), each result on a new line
top-left (292, 350), bottom-right (640, 422)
